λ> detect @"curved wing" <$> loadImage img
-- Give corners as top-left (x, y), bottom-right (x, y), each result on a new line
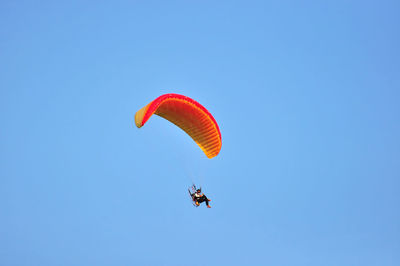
top-left (135, 93), bottom-right (222, 158)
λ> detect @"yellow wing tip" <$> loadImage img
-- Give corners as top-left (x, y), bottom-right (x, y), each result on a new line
top-left (135, 103), bottom-right (153, 128)
top-left (134, 112), bottom-right (143, 128)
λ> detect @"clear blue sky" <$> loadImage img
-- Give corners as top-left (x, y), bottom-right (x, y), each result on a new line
top-left (1, 1), bottom-right (399, 265)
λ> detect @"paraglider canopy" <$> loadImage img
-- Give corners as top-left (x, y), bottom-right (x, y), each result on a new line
top-left (135, 93), bottom-right (222, 158)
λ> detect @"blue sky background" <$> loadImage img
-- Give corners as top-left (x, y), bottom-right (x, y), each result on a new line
top-left (1, 1), bottom-right (399, 265)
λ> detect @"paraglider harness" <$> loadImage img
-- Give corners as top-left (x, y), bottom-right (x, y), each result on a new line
top-left (188, 184), bottom-right (200, 207)
top-left (188, 184), bottom-right (210, 207)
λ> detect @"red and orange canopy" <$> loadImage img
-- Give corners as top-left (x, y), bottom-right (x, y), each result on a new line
top-left (135, 93), bottom-right (221, 158)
